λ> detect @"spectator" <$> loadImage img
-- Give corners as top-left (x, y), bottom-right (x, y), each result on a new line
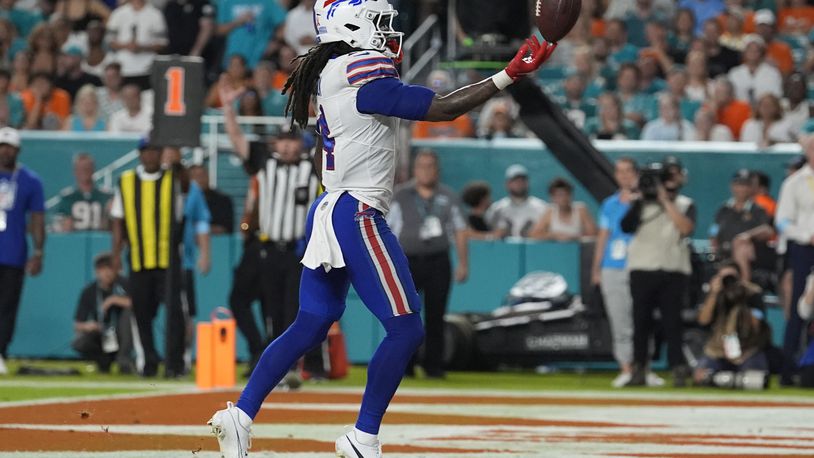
top-left (778, 0), bottom-right (814, 35)
top-left (641, 19), bottom-right (677, 75)
top-left (708, 76), bottom-right (751, 140)
top-left (388, 150), bottom-right (469, 378)
top-left (699, 18), bottom-right (741, 78)
top-left (80, 20), bottom-right (113, 78)
top-left (586, 92), bottom-right (641, 140)
top-left (782, 72), bottom-right (812, 138)
top-left (55, 45), bottom-right (101, 99)
top-left (27, 23), bottom-right (59, 74)
top-left (750, 171), bottom-right (776, 218)
top-left (530, 178), bottom-right (597, 241)
top-left (591, 158), bottom-right (658, 387)
top-left (63, 84), bottom-right (105, 131)
top-left (0, 18), bottom-right (25, 68)
top-left (641, 93), bottom-right (696, 141)
top-left (621, 161), bottom-right (695, 387)
top-left (412, 70), bottom-right (475, 139)
top-left (460, 181), bottom-right (492, 234)
top-left (270, 44), bottom-right (296, 90)
top-left (753, 9), bottom-right (794, 75)
top-left (693, 106), bottom-right (734, 141)
top-left (478, 97), bottom-right (521, 139)
top-left (622, 0), bottom-right (668, 48)
top-left (669, 8), bottom-right (696, 58)
top-left (570, 45), bottom-right (607, 99)
top-left (557, 73), bottom-right (592, 129)
top-left (106, 0), bottom-right (167, 89)
top-left (9, 50), bottom-right (28, 93)
top-left (685, 50), bottom-right (714, 102)
top-left (0, 127), bottom-right (45, 375)
top-left (775, 135), bottom-right (814, 386)
top-left (215, 0), bottom-right (286, 69)
top-left (694, 261), bottom-right (771, 386)
top-left (604, 0), bottom-right (675, 21)
top-left (679, 0), bottom-right (726, 36)
top-left (53, 0), bottom-right (109, 35)
top-left (95, 62), bottom-right (122, 121)
top-left (51, 16), bottom-right (71, 49)
top-left (0, 69), bottom-right (24, 128)
top-left (664, 67), bottom-right (701, 121)
top-left (720, 8), bottom-right (747, 51)
top-left (616, 63), bottom-right (656, 126)
top-left (486, 164), bottom-right (548, 238)
top-left (709, 169), bottom-right (774, 282)
top-left (189, 164), bottom-right (233, 234)
top-left (740, 93), bottom-right (793, 146)
top-left (53, 152), bottom-right (112, 231)
top-left (1, 0), bottom-right (43, 39)
top-left (728, 34), bottom-right (783, 105)
top-left (21, 72), bottom-right (71, 130)
top-left (163, 0), bottom-right (214, 58)
top-left (206, 54), bottom-right (250, 109)
top-left (107, 83), bottom-right (151, 134)
top-left (252, 60), bottom-right (286, 116)
top-left (637, 50), bottom-right (667, 95)
top-left (72, 252), bottom-right (134, 374)
top-left (605, 19), bottom-right (640, 68)
top-left (283, 0), bottom-right (316, 56)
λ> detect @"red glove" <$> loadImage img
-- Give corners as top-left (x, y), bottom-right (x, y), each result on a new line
top-left (505, 36), bottom-right (557, 80)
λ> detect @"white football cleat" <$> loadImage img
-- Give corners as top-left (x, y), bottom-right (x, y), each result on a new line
top-left (0, 355), bottom-right (7, 375)
top-left (335, 429), bottom-right (382, 458)
top-left (208, 402), bottom-right (252, 457)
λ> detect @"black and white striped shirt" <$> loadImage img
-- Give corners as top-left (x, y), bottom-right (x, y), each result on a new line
top-left (246, 143), bottom-right (320, 243)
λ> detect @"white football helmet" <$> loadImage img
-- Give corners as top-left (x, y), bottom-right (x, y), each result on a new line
top-left (314, 0), bottom-right (403, 58)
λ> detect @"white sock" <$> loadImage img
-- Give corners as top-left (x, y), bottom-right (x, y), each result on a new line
top-left (354, 427), bottom-right (378, 446)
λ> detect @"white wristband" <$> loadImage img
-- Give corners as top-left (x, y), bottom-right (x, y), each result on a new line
top-left (491, 70), bottom-right (514, 91)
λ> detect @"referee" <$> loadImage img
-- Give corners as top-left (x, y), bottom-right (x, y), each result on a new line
top-left (221, 82), bottom-right (320, 375)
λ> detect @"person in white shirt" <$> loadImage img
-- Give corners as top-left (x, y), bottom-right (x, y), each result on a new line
top-left (108, 84), bottom-right (151, 134)
top-left (775, 135), bottom-right (814, 386)
top-left (693, 106), bottom-right (734, 141)
top-left (727, 34), bottom-right (782, 105)
top-left (283, 0), bottom-right (316, 56)
top-left (782, 72), bottom-right (812, 138)
top-left (740, 93), bottom-right (793, 146)
top-left (106, 0), bottom-right (167, 89)
top-left (641, 93), bottom-right (696, 141)
top-left (486, 164), bottom-right (548, 238)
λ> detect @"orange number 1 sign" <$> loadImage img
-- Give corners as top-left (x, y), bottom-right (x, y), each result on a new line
top-left (164, 67), bottom-right (186, 116)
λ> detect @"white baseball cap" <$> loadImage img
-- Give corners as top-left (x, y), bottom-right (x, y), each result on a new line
top-left (754, 9), bottom-right (775, 26)
top-left (505, 164), bottom-right (529, 180)
top-left (0, 127), bottom-right (20, 148)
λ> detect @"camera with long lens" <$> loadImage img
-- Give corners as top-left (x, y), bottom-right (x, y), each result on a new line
top-left (638, 162), bottom-right (672, 201)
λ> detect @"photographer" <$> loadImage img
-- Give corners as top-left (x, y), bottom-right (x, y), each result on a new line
top-left (694, 261), bottom-right (771, 386)
top-left (621, 161), bottom-right (695, 387)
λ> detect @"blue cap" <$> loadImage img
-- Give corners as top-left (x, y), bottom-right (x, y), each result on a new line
top-left (138, 137), bottom-right (156, 150)
top-left (62, 45), bottom-right (84, 57)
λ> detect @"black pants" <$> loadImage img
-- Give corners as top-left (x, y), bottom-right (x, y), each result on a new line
top-left (0, 265), bottom-right (25, 358)
top-left (229, 239), bottom-right (302, 359)
top-left (129, 268), bottom-right (185, 375)
top-left (71, 308), bottom-right (135, 371)
top-left (630, 270), bottom-right (688, 369)
top-left (783, 242), bottom-right (814, 380)
top-left (407, 252), bottom-right (452, 376)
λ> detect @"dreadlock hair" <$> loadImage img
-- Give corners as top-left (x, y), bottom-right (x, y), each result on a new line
top-left (283, 41), bottom-right (358, 129)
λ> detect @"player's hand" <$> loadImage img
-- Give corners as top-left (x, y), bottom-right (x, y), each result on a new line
top-left (505, 36), bottom-right (557, 80)
top-left (26, 254), bottom-right (42, 276)
top-left (218, 74), bottom-right (246, 109)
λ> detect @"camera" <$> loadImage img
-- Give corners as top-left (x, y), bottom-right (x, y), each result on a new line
top-left (721, 274), bottom-right (738, 289)
top-left (638, 162), bottom-right (672, 200)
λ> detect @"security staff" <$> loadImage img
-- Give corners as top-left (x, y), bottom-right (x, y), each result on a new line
top-left (111, 138), bottom-right (185, 378)
top-left (221, 82), bottom-right (320, 375)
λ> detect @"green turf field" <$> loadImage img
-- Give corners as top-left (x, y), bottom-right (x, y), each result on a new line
top-left (2, 359), bottom-right (813, 402)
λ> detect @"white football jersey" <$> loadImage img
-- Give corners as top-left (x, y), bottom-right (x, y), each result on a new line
top-left (316, 50), bottom-right (401, 214)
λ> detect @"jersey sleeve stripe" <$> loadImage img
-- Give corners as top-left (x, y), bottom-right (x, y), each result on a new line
top-left (347, 63), bottom-right (398, 80)
top-left (346, 57), bottom-right (394, 72)
top-left (348, 67), bottom-right (399, 85)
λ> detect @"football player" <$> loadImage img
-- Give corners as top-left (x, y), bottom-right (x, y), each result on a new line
top-left (209, 0), bottom-right (556, 456)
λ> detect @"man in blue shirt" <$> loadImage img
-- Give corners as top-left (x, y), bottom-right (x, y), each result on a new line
top-left (216, 0), bottom-right (287, 69)
top-left (0, 127), bottom-right (45, 375)
top-left (590, 157), bottom-right (662, 388)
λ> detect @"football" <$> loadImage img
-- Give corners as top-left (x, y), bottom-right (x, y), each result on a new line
top-left (534, 0), bottom-right (582, 43)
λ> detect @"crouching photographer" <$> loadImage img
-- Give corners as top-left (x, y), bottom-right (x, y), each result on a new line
top-left (621, 161), bottom-right (695, 387)
top-left (695, 261), bottom-right (771, 389)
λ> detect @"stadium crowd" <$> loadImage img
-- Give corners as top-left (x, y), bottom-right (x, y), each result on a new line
top-left (0, 0), bottom-right (813, 389)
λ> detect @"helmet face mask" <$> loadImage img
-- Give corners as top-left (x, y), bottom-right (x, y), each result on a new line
top-left (315, 0), bottom-right (404, 59)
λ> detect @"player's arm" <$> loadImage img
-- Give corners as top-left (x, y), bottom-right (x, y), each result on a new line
top-left (425, 37), bottom-right (556, 121)
top-left (217, 75), bottom-right (249, 159)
